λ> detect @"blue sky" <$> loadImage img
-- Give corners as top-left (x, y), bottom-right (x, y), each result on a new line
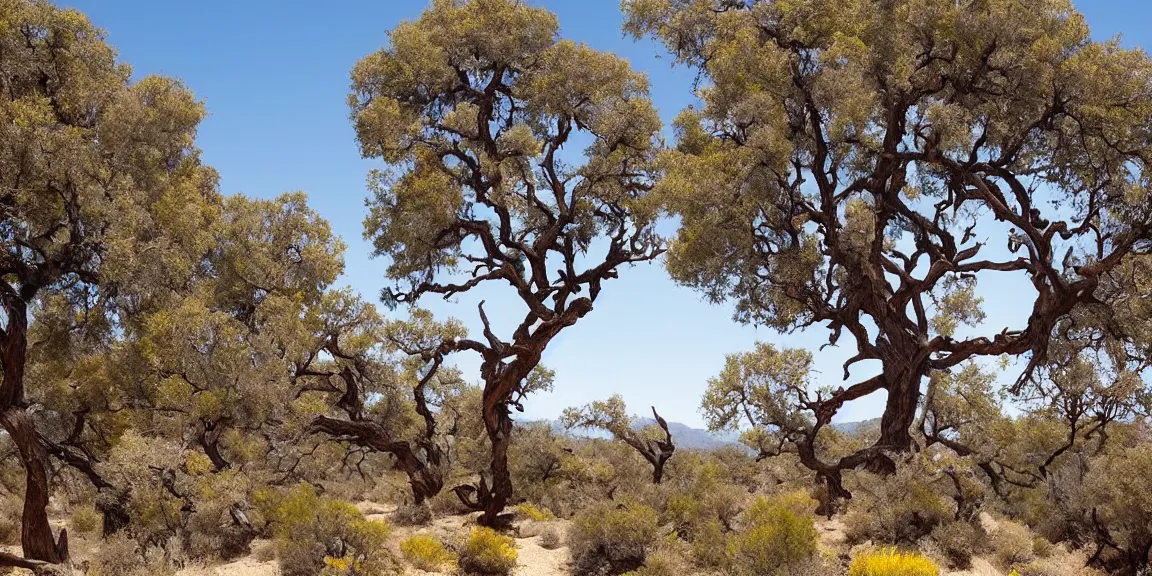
top-left (60, 0), bottom-right (1150, 428)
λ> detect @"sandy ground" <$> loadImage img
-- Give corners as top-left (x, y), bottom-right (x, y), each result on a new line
top-left (8, 506), bottom-right (1093, 576)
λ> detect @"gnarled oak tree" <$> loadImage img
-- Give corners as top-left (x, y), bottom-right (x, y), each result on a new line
top-left (301, 303), bottom-right (473, 506)
top-left (562, 395), bottom-right (675, 484)
top-left (628, 0), bottom-right (1152, 497)
top-left (351, 0), bottom-right (664, 525)
top-left (1, 0), bottom-right (219, 563)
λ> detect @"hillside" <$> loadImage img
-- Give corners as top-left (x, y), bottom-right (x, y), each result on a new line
top-left (530, 416), bottom-right (879, 452)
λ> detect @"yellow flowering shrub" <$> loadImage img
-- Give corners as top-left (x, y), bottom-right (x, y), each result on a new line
top-left (268, 484), bottom-right (398, 576)
top-left (400, 533), bottom-right (453, 571)
top-left (458, 527), bottom-right (518, 575)
top-left (849, 548), bottom-right (940, 576)
top-left (515, 502), bottom-right (556, 521)
top-left (727, 491), bottom-right (819, 575)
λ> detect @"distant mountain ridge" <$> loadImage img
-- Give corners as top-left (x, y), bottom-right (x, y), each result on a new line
top-left (519, 415), bottom-right (879, 452)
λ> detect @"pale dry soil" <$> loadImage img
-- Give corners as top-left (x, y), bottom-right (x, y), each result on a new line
top-left (161, 502), bottom-right (572, 576)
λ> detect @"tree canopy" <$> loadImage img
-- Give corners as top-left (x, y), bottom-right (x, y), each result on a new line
top-left (1, 0), bottom-right (220, 562)
top-left (626, 0), bottom-right (1152, 493)
top-left (350, 0), bottom-right (665, 525)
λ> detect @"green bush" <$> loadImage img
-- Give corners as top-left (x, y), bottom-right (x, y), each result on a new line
top-left (689, 518), bottom-right (728, 569)
top-left (392, 502), bottom-right (432, 526)
top-left (0, 497), bottom-right (19, 545)
top-left (86, 534), bottom-right (176, 576)
top-left (844, 462), bottom-right (953, 545)
top-left (1013, 557), bottom-right (1108, 576)
top-left (317, 519), bottom-right (396, 576)
top-left (539, 527), bottom-right (562, 550)
top-left (458, 527), bottom-right (518, 575)
top-left (663, 460), bottom-right (745, 541)
top-left (570, 500), bottom-right (661, 575)
top-left (184, 469), bottom-right (259, 560)
top-left (928, 521), bottom-right (986, 569)
top-left (515, 502), bottom-right (556, 521)
top-left (266, 484), bottom-right (398, 576)
top-left (726, 491), bottom-right (819, 576)
top-left (1031, 536), bottom-right (1054, 559)
top-left (624, 545), bottom-right (694, 576)
top-left (400, 533), bottom-right (453, 571)
top-left (70, 504), bottom-right (103, 536)
top-left (993, 520), bottom-right (1035, 569)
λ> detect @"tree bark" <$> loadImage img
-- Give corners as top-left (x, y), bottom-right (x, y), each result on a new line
top-left (198, 422), bottom-right (231, 472)
top-left (0, 410), bottom-right (68, 563)
top-left (477, 393), bottom-right (515, 528)
top-left (1, 294), bottom-right (68, 564)
top-left (651, 460), bottom-right (666, 484)
top-left (870, 341), bottom-right (930, 474)
top-left (631, 407), bottom-right (675, 485)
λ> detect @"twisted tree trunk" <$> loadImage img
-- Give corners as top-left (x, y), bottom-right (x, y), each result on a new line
top-left (1, 294), bottom-right (68, 564)
top-left (310, 416), bottom-right (448, 505)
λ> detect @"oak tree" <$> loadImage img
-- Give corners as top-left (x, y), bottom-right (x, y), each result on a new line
top-left (301, 302), bottom-right (471, 506)
top-left (627, 0), bottom-right (1152, 495)
top-left (1, 0), bottom-right (220, 563)
top-left (351, 0), bottom-right (664, 525)
top-left (562, 395), bottom-right (675, 484)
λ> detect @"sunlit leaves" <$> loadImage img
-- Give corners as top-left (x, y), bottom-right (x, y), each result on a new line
top-left (701, 343), bottom-right (813, 440)
top-left (350, 0), bottom-right (663, 304)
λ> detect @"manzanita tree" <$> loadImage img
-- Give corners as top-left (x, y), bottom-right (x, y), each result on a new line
top-left (627, 0), bottom-right (1152, 498)
top-left (350, 0), bottom-right (664, 525)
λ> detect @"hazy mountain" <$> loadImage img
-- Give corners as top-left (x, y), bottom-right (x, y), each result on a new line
top-left (521, 416), bottom-right (878, 452)
top-left (830, 417), bottom-right (881, 436)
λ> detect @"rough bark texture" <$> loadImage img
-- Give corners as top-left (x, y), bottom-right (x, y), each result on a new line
top-left (310, 415), bottom-right (448, 505)
top-left (1, 292), bottom-right (68, 564)
top-left (458, 298), bottom-right (594, 527)
top-left (198, 421), bottom-right (232, 472)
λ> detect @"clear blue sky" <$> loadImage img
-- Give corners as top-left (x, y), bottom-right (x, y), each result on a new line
top-left (60, 0), bottom-right (1149, 428)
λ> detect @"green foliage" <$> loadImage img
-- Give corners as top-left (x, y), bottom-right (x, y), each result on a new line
top-left (538, 528), bottom-right (562, 550)
top-left (515, 502), bottom-right (556, 522)
top-left (928, 521), bottom-right (986, 570)
top-left (701, 343), bottom-right (814, 438)
top-left (726, 491), bottom-right (819, 576)
top-left (623, 544), bottom-right (695, 576)
top-left (71, 504), bottom-right (103, 536)
top-left (1031, 536), bottom-right (1055, 559)
top-left (400, 533), bottom-right (453, 572)
top-left (570, 500), bottom-right (661, 575)
top-left (993, 520), bottom-right (1037, 569)
top-left (86, 534), bottom-right (175, 576)
top-left (562, 396), bottom-right (636, 439)
top-left (392, 503), bottom-right (433, 526)
top-left (622, 0), bottom-right (1152, 500)
top-left (663, 459), bottom-right (745, 543)
top-left (849, 548), bottom-right (940, 576)
top-left (458, 527), bottom-right (518, 575)
top-left (266, 484), bottom-right (397, 576)
top-left (844, 460), bottom-right (954, 545)
top-left (0, 497), bottom-right (18, 545)
top-left (352, 0), bottom-right (663, 295)
top-left (1084, 443), bottom-right (1152, 572)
